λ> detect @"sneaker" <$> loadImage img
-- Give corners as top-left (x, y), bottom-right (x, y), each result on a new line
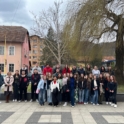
top-left (63, 102), bottom-right (67, 107)
top-left (109, 102), bottom-right (111, 105)
top-left (15, 99), bottom-right (17, 102)
top-left (13, 99), bottom-right (15, 102)
top-left (0, 101), bottom-right (1, 103)
top-left (114, 104), bottom-right (117, 108)
top-left (106, 102), bottom-right (108, 105)
top-left (111, 104), bottom-right (114, 107)
top-left (18, 100), bottom-right (21, 103)
top-left (25, 100), bottom-right (27, 102)
top-left (36, 99), bottom-right (39, 102)
top-left (96, 104), bottom-right (99, 106)
top-left (93, 104), bottom-right (95, 106)
top-left (30, 99), bottom-right (33, 102)
top-left (72, 106), bottom-right (74, 107)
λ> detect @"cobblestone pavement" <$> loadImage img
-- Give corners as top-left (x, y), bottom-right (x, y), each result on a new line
top-left (0, 101), bottom-right (124, 124)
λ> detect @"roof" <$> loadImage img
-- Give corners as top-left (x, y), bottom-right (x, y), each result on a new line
top-left (0, 26), bottom-right (28, 42)
top-left (102, 56), bottom-right (115, 62)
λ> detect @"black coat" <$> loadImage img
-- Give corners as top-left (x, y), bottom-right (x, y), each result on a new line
top-left (13, 74), bottom-right (20, 86)
top-left (20, 75), bottom-right (29, 89)
top-left (78, 77), bottom-right (86, 89)
top-left (31, 73), bottom-right (40, 86)
top-left (91, 80), bottom-right (100, 95)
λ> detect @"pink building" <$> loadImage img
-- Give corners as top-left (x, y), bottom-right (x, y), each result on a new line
top-left (0, 26), bottom-right (31, 74)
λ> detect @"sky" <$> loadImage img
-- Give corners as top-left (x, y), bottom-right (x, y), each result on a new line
top-left (0, 0), bottom-right (67, 33)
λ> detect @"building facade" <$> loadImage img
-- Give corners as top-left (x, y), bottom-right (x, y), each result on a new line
top-left (0, 26), bottom-right (31, 74)
top-left (29, 35), bottom-right (44, 67)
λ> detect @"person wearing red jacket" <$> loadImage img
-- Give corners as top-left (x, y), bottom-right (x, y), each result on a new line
top-left (43, 64), bottom-right (53, 75)
top-left (62, 65), bottom-right (70, 75)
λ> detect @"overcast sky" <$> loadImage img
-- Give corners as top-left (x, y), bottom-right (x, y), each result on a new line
top-left (0, 0), bottom-right (67, 33)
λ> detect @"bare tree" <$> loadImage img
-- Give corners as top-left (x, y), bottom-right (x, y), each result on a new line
top-left (32, 1), bottom-right (68, 65)
top-left (67, 0), bottom-right (124, 83)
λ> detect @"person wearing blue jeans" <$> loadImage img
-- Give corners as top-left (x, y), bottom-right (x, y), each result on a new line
top-left (68, 73), bottom-right (76, 107)
top-left (91, 75), bottom-right (100, 105)
top-left (78, 73), bottom-right (85, 104)
top-left (37, 75), bottom-right (47, 106)
top-left (84, 75), bottom-right (91, 104)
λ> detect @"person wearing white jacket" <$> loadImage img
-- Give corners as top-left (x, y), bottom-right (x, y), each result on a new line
top-left (51, 76), bottom-right (60, 107)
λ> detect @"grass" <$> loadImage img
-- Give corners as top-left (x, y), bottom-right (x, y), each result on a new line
top-left (117, 85), bottom-right (124, 93)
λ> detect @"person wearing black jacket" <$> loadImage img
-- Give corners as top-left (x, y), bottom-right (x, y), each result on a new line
top-left (108, 75), bottom-right (117, 108)
top-left (30, 69), bottom-right (40, 102)
top-left (91, 75), bottom-right (100, 105)
top-left (20, 64), bottom-right (28, 75)
top-left (68, 73), bottom-right (76, 107)
top-left (19, 70), bottom-right (29, 102)
top-left (78, 73), bottom-right (85, 104)
top-left (0, 70), bottom-right (4, 103)
top-left (104, 74), bottom-right (110, 105)
top-left (98, 74), bottom-right (104, 104)
top-left (13, 70), bottom-right (20, 102)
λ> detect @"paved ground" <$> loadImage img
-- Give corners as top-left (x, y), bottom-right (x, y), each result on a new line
top-left (0, 101), bottom-right (124, 124)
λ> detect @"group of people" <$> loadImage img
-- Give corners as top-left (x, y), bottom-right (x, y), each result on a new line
top-left (0, 63), bottom-right (117, 108)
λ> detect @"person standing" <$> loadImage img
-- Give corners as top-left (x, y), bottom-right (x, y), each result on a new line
top-left (91, 75), bottom-right (100, 105)
top-left (32, 62), bottom-right (42, 75)
top-left (19, 71), bottom-right (29, 102)
top-left (47, 73), bottom-right (53, 105)
top-left (13, 70), bottom-right (20, 102)
top-left (78, 73), bottom-right (85, 104)
top-left (30, 69), bottom-right (40, 102)
top-left (108, 75), bottom-right (117, 108)
top-left (43, 64), bottom-right (52, 75)
top-left (78, 65), bottom-right (85, 76)
top-left (51, 76), bottom-right (60, 107)
top-left (68, 73), bottom-right (76, 107)
top-left (20, 64), bottom-right (28, 75)
top-left (92, 66), bottom-right (100, 78)
top-left (84, 75), bottom-right (91, 104)
top-left (37, 75), bottom-right (47, 106)
top-left (0, 70), bottom-right (4, 103)
top-left (62, 65), bottom-right (70, 75)
top-left (4, 72), bottom-right (14, 103)
top-left (62, 74), bottom-right (69, 107)
top-left (98, 74), bottom-right (104, 104)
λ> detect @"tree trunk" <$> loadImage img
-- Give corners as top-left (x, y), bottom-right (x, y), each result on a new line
top-left (115, 19), bottom-right (124, 84)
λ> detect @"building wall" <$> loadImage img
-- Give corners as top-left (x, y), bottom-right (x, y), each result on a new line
top-left (0, 42), bottom-right (22, 74)
top-left (21, 35), bottom-right (30, 68)
top-left (29, 35), bottom-right (44, 67)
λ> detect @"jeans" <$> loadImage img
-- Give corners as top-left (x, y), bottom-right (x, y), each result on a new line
top-left (93, 90), bottom-right (98, 104)
top-left (47, 89), bottom-right (52, 103)
top-left (38, 89), bottom-right (45, 105)
top-left (84, 89), bottom-right (89, 103)
top-left (70, 89), bottom-right (75, 106)
top-left (79, 89), bottom-right (85, 102)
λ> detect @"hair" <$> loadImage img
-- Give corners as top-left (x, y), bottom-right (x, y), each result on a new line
top-left (110, 75), bottom-right (116, 82)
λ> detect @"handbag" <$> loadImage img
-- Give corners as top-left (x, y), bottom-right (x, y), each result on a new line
top-left (36, 89), bottom-right (40, 94)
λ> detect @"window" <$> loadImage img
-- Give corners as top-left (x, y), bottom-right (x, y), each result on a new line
top-left (0, 46), bottom-right (4, 55)
top-left (0, 64), bottom-right (4, 72)
top-left (33, 56), bottom-right (37, 59)
top-left (9, 46), bottom-right (15, 55)
top-left (9, 64), bottom-right (14, 72)
top-left (33, 50), bottom-right (37, 54)
top-left (33, 45), bottom-right (37, 48)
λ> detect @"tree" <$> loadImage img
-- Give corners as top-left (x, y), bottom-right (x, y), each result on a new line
top-left (32, 1), bottom-right (69, 65)
top-left (67, 0), bottom-right (124, 83)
